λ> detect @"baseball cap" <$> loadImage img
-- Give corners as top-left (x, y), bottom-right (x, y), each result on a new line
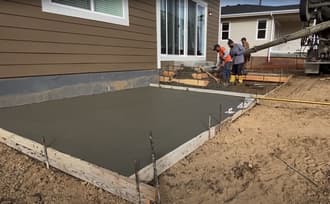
top-left (213, 44), bottom-right (220, 51)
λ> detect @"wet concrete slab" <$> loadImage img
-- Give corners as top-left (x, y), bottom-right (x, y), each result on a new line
top-left (0, 87), bottom-right (243, 176)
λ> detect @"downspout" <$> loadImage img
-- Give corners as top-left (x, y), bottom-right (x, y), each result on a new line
top-left (267, 12), bottom-right (274, 62)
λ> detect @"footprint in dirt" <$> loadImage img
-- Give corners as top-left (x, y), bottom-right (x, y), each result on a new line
top-left (232, 161), bottom-right (259, 179)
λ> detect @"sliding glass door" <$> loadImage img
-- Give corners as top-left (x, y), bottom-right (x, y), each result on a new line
top-left (160, 0), bottom-right (207, 59)
top-left (197, 4), bottom-right (205, 56)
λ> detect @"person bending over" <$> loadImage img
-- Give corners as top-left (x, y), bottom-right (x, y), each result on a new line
top-left (213, 44), bottom-right (233, 86)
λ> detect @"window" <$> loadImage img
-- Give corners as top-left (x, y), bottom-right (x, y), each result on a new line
top-left (257, 20), bottom-right (267, 39)
top-left (221, 22), bottom-right (230, 40)
top-left (161, 0), bottom-right (184, 55)
top-left (160, 0), bottom-right (207, 58)
top-left (42, 0), bottom-right (129, 26)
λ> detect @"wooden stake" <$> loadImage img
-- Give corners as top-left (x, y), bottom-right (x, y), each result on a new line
top-left (134, 160), bottom-right (142, 204)
top-left (42, 136), bottom-right (49, 169)
top-left (149, 132), bottom-right (160, 204)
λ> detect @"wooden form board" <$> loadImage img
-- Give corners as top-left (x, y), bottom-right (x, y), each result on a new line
top-left (243, 74), bottom-right (290, 83)
top-left (131, 127), bottom-right (217, 182)
top-left (0, 128), bottom-right (155, 204)
top-left (160, 76), bottom-right (209, 87)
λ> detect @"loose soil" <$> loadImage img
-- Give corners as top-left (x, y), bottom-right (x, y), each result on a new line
top-left (0, 76), bottom-right (329, 204)
top-left (160, 75), bottom-right (330, 204)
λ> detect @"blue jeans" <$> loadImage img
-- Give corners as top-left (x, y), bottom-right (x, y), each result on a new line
top-left (222, 62), bottom-right (232, 83)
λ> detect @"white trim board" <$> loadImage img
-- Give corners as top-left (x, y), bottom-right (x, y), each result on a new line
top-left (221, 9), bottom-right (299, 19)
top-left (41, 0), bottom-right (130, 26)
top-left (149, 83), bottom-right (258, 98)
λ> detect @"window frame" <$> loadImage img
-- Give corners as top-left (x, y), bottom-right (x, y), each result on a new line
top-left (221, 21), bottom-right (230, 40)
top-left (41, 0), bottom-right (129, 26)
top-left (256, 19), bottom-right (268, 40)
top-left (159, 0), bottom-right (208, 61)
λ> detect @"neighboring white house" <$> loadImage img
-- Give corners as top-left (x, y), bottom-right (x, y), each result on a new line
top-left (220, 4), bottom-right (304, 59)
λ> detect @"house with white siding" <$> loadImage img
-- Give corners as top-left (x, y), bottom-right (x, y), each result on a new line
top-left (220, 4), bottom-right (305, 70)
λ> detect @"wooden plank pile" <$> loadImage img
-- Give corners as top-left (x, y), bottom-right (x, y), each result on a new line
top-left (159, 68), bottom-right (290, 87)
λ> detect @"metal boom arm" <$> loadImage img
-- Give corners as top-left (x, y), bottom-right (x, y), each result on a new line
top-left (246, 20), bottom-right (330, 54)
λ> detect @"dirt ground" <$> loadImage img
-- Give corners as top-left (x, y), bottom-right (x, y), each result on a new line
top-left (0, 76), bottom-right (329, 204)
top-left (0, 149), bottom-right (130, 203)
top-left (160, 75), bottom-right (330, 204)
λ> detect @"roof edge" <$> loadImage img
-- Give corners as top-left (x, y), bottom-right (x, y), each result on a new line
top-left (221, 9), bottom-right (299, 19)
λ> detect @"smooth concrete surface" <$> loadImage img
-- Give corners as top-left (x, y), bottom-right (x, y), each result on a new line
top-left (0, 87), bottom-right (243, 176)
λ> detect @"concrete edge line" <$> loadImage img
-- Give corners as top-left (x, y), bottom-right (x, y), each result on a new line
top-left (149, 83), bottom-right (259, 98)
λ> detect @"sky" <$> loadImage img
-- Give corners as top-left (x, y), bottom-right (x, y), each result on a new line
top-left (221, 0), bottom-right (300, 6)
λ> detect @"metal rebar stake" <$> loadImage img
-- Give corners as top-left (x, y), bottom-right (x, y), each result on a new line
top-left (241, 98), bottom-right (246, 109)
top-left (219, 104), bottom-right (222, 132)
top-left (149, 132), bottom-right (160, 204)
top-left (134, 160), bottom-right (141, 204)
top-left (208, 115), bottom-right (212, 139)
top-left (42, 136), bottom-right (49, 169)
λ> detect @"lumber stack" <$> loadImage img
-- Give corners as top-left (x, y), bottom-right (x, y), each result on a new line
top-left (159, 65), bottom-right (290, 87)
top-left (160, 76), bottom-right (209, 87)
top-left (243, 74), bottom-right (289, 83)
top-left (162, 71), bottom-right (176, 77)
top-left (192, 73), bottom-right (208, 80)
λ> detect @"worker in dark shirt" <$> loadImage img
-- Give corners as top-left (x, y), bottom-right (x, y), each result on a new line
top-left (228, 39), bottom-right (245, 84)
